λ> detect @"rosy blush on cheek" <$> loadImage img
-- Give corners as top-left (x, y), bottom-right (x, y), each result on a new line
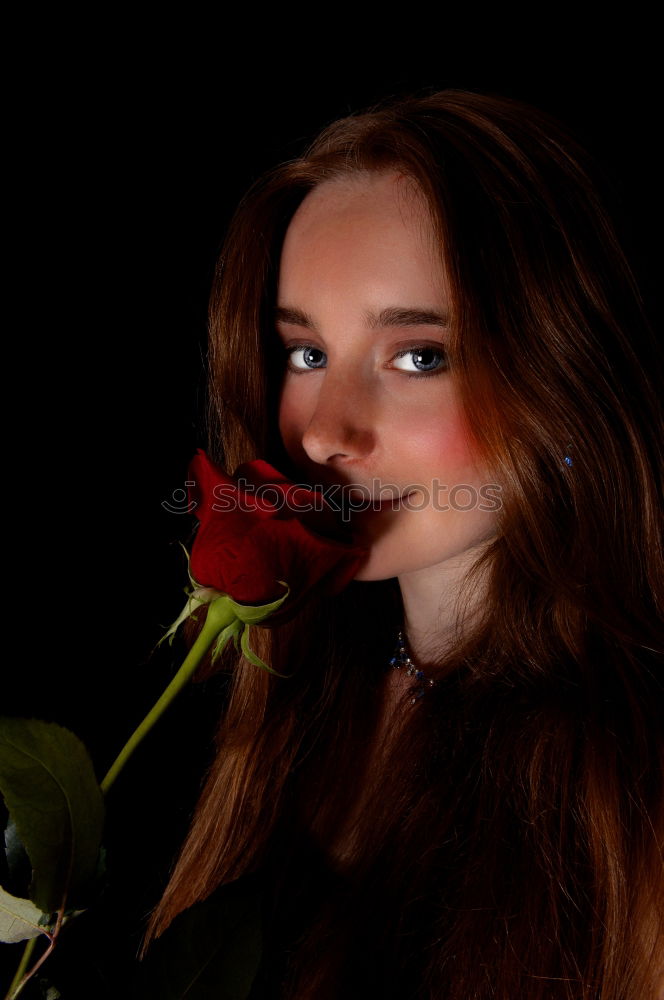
top-left (440, 430), bottom-right (481, 471)
top-left (404, 424), bottom-right (473, 472)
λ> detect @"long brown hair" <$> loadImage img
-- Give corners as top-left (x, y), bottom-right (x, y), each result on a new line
top-left (141, 90), bottom-right (663, 998)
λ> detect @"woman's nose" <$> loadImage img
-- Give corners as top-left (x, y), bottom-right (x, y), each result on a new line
top-left (300, 372), bottom-right (376, 466)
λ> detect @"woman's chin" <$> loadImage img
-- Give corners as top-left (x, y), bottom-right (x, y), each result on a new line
top-left (351, 549), bottom-right (400, 583)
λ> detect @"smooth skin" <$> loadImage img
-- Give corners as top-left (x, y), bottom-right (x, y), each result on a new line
top-left (276, 170), bottom-right (501, 665)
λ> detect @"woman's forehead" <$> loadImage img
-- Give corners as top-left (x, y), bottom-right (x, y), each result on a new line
top-left (292, 169), bottom-right (427, 224)
top-left (281, 172), bottom-right (440, 276)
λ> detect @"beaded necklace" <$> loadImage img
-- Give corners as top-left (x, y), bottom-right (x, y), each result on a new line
top-left (389, 631), bottom-right (437, 703)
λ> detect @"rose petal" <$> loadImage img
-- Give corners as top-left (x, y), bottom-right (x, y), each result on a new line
top-left (185, 451), bottom-right (368, 627)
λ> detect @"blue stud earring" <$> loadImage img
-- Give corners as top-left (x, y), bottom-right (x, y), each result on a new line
top-left (563, 442), bottom-right (573, 467)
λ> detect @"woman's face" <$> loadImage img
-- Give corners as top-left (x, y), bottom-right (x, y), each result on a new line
top-left (276, 170), bottom-right (501, 582)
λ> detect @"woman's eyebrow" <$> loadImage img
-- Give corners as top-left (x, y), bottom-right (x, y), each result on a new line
top-left (274, 306), bottom-right (315, 329)
top-left (274, 305), bottom-right (450, 330)
top-left (367, 306), bottom-right (450, 329)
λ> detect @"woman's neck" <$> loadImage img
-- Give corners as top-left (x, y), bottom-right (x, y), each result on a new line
top-left (397, 543), bottom-right (491, 668)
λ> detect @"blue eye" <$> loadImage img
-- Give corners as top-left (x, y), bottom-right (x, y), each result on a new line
top-left (285, 345), bottom-right (327, 372)
top-left (283, 343), bottom-right (448, 378)
top-left (392, 346), bottom-right (448, 378)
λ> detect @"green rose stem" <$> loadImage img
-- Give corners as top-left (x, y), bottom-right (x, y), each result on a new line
top-left (6, 939), bottom-right (36, 999)
top-left (5, 599), bottom-right (238, 1000)
top-left (100, 595), bottom-right (237, 795)
top-left (7, 583), bottom-right (293, 999)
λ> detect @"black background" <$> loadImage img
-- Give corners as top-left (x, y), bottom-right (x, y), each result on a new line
top-left (4, 28), bottom-right (660, 995)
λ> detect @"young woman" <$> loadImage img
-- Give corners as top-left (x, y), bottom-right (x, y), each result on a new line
top-left (140, 90), bottom-right (663, 998)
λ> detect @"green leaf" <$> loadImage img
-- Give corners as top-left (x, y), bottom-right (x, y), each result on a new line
top-left (0, 884), bottom-right (50, 943)
top-left (0, 717), bottom-right (105, 914)
top-left (4, 814), bottom-right (32, 895)
top-left (131, 873), bottom-right (263, 1000)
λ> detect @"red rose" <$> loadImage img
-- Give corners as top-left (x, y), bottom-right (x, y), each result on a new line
top-left (97, 451), bottom-right (370, 793)
top-left (187, 450), bottom-right (368, 626)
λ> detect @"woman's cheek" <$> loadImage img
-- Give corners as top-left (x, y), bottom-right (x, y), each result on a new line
top-left (402, 423), bottom-right (473, 478)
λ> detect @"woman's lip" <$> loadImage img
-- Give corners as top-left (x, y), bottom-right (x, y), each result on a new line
top-left (345, 491), bottom-right (413, 508)
top-left (377, 492), bottom-right (413, 506)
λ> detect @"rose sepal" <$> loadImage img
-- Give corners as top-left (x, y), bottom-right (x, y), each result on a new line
top-left (156, 544), bottom-right (212, 650)
top-left (221, 580), bottom-right (293, 674)
top-left (156, 590), bottom-right (209, 650)
top-left (161, 545), bottom-right (293, 677)
top-left (165, 579), bottom-right (293, 679)
top-left (223, 580), bottom-right (290, 624)
top-left (226, 581), bottom-right (293, 677)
